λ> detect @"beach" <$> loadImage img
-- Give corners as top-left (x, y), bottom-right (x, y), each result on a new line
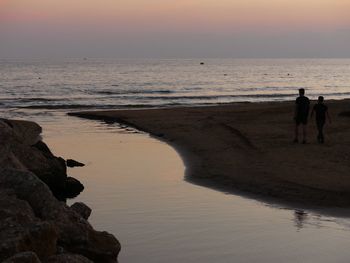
top-left (70, 100), bottom-right (350, 206)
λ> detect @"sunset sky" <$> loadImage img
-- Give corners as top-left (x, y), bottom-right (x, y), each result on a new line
top-left (1, 0), bottom-right (349, 58)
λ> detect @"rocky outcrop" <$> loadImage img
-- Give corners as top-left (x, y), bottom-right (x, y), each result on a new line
top-left (71, 202), bottom-right (92, 220)
top-left (46, 254), bottom-right (94, 263)
top-left (0, 119), bottom-right (121, 262)
top-left (3, 251), bottom-right (41, 263)
top-left (0, 118), bottom-right (80, 198)
top-left (64, 177), bottom-right (85, 199)
top-left (0, 191), bottom-right (58, 261)
top-left (66, 159), bottom-right (85, 168)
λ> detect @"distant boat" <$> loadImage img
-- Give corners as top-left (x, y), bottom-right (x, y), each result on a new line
top-left (200, 62), bottom-right (204, 65)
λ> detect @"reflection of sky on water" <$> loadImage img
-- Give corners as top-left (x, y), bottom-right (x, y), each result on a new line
top-left (42, 117), bottom-right (350, 263)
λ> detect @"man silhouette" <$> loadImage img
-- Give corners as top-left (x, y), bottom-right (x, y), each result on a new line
top-left (293, 88), bottom-right (310, 144)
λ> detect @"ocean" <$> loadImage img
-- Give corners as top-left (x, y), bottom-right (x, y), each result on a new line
top-left (1, 58), bottom-right (350, 122)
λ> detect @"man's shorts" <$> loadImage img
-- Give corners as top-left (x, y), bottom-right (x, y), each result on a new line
top-left (295, 115), bottom-right (308, 125)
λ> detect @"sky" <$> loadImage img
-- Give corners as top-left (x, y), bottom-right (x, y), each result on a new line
top-left (1, 0), bottom-right (350, 58)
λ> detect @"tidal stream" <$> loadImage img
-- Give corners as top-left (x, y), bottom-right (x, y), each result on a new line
top-left (44, 116), bottom-right (350, 263)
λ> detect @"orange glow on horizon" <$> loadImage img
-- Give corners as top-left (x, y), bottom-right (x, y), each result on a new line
top-left (1, 0), bottom-right (350, 33)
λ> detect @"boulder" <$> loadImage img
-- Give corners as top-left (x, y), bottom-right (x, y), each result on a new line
top-left (3, 251), bottom-right (41, 263)
top-left (0, 118), bottom-right (121, 262)
top-left (0, 118), bottom-right (84, 199)
top-left (0, 121), bottom-right (23, 170)
top-left (12, 145), bottom-right (67, 194)
top-left (32, 140), bottom-right (55, 157)
top-left (65, 177), bottom-right (85, 198)
top-left (66, 159), bottom-right (85, 168)
top-left (2, 119), bottom-right (42, 146)
top-left (0, 192), bottom-right (58, 262)
top-left (0, 169), bottom-right (121, 262)
top-left (45, 254), bottom-right (93, 263)
top-left (0, 119), bottom-right (67, 194)
top-left (71, 202), bottom-right (92, 220)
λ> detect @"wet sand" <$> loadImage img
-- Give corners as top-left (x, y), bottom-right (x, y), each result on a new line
top-left (69, 100), bottom-right (350, 206)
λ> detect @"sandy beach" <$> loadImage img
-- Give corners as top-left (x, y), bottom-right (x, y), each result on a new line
top-left (70, 100), bottom-right (350, 206)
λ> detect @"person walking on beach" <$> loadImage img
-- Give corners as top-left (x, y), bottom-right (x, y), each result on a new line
top-left (293, 88), bottom-right (310, 144)
top-left (311, 96), bottom-right (331, 143)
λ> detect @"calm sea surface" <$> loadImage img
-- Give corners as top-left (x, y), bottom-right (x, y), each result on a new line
top-left (3, 59), bottom-right (350, 262)
top-left (1, 59), bottom-right (350, 122)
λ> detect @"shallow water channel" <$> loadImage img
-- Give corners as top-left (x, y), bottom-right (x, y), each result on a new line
top-left (43, 116), bottom-right (350, 263)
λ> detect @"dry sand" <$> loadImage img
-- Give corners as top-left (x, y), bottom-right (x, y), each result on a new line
top-left (70, 100), bottom-right (350, 206)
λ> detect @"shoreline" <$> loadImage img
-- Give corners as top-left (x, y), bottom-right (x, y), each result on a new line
top-left (69, 100), bottom-right (350, 207)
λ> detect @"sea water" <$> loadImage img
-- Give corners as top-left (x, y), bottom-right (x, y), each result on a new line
top-left (1, 59), bottom-right (350, 122)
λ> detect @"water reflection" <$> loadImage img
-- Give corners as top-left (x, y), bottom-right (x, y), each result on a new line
top-left (44, 117), bottom-right (350, 263)
top-left (294, 210), bottom-right (308, 230)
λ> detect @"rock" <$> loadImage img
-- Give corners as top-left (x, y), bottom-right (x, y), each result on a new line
top-left (56, 246), bottom-right (65, 254)
top-left (2, 119), bottom-right (42, 146)
top-left (0, 118), bottom-right (121, 262)
top-left (65, 177), bottom-right (84, 198)
top-left (32, 140), bottom-right (55, 157)
top-left (0, 191), bottom-right (58, 262)
top-left (45, 254), bottom-right (93, 263)
top-left (0, 119), bottom-right (86, 199)
top-left (13, 147), bottom-right (67, 194)
top-left (3, 251), bottom-right (41, 263)
top-left (67, 230), bottom-right (120, 263)
top-left (0, 169), bottom-right (121, 262)
top-left (66, 159), bottom-right (85, 168)
top-left (71, 202), bottom-right (92, 220)
top-left (0, 119), bottom-right (68, 196)
top-left (0, 121), bottom-right (21, 169)
top-left (0, 169), bottom-right (61, 219)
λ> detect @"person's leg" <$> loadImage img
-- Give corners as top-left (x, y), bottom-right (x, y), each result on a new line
top-left (320, 127), bottom-right (324, 143)
top-left (294, 123), bottom-right (299, 143)
top-left (317, 121), bottom-right (325, 143)
top-left (316, 120), bottom-right (320, 142)
top-left (302, 124), bottom-right (307, 144)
